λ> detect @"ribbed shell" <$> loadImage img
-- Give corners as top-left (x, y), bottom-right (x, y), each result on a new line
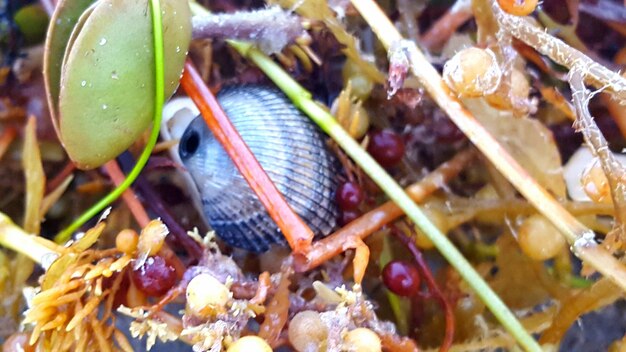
top-left (179, 86), bottom-right (339, 252)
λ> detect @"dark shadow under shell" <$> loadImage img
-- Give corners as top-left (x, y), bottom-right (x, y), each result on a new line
top-left (179, 86), bottom-right (339, 252)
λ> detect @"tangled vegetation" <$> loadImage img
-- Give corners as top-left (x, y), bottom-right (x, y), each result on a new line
top-left (2, 0), bottom-right (626, 351)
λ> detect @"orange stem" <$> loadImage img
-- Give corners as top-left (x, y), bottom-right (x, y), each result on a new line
top-left (294, 149), bottom-right (474, 272)
top-left (380, 333), bottom-right (420, 352)
top-left (258, 266), bottom-right (292, 347)
top-left (180, 61), bottom-right (314, 254)
top-left (250, 271), bottom-right (271, 305)
top-left (103, 160), bottom-right (150, 228)
top-left (0, 126), bottom-right (17, 162)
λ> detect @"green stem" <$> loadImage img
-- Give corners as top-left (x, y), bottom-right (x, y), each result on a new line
top-left (229, 42), bottom-right (541, 351)
top-left (55, 0), bottom-right (166, 243)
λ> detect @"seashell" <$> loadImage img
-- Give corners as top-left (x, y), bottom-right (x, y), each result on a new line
top-left (179, 86), bottom-right (339, 252)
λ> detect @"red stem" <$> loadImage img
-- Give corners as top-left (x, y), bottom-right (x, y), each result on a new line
top-left (180, 61), bottom-right (314, 254)
top-left (393, 228), bottom-right (455, 352)
top-left (103, 160), bottom-right (150, 228)
top-left (46, 161), bottom-right (76, 193)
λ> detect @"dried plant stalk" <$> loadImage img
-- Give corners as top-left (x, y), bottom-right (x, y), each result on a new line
top-left (192, 6), bottom-right (306, 54)
top-left (349, 0), bottom-right (626, 349)
top-left (492, 2), bottom-right (626, 100)
top-left (569, 69), bottom-right (626, 243)
top-left (349, 0), bottom-right (626, 287)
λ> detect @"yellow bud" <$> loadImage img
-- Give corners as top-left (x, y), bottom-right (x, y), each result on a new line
top-left (186, 273), bottom-right (230, 318)
top-left (227, 336), bottom-right (272, 352)
top-left (343, 328), bottom-right (381, 352)
top-left (518, 215), bottom-right (566, 261)
top-left (443, 47), bottom-right (501, 98)
top-left (288, 311), bottom-right (328, 352)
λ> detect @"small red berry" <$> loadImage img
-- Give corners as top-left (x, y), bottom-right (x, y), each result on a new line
top-left (131, 256), bottom-right (177, 297)
top-left (367, 129), bottom-right (405, 167)
top-left (382, 260), bottom-right (421, 297)
top-left (340, 209), bottom-right (362, 226)
top-left (336, 182), bottom-right (364, 210)
top-left (434, 117), bottom-right (464, 144)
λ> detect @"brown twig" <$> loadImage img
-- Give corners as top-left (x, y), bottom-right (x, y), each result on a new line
top-left (46, 161), bottom-right (76, 193)
top-left (380, 333), bottom-right (420, 352)
top-left (421, 0), bottom-right (473, 51)
top-left (294, 149), bottom-right (474, 272)
top-left (180, 61), bottom-right (315, 254)
top-left (258, 265), bottom-right (292, 347)
top-left (250, 271), bottom-right (271, 305)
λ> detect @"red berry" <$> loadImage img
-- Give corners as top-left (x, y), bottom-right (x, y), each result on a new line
top-left (340, 209), bottom-right (362, 226)
top-left (336, 182), bottom-right (364, 210)
top-left (367, 129), bottom-right (405, 167)
top-left (131, 256), bottom-right (177, 297)
top-left (434, 117), bottom-right (464, 144)
top-left (382, 260), bottom-right (421, 297)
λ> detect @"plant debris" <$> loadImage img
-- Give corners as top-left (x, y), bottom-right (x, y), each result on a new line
top-left (2, 0), bottom-right (626, 351)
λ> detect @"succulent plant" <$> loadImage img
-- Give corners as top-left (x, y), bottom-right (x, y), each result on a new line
top-left (44, 0), bottom-right (191, 169)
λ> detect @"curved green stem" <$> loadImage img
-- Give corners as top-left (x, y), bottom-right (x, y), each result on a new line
top-left (228, 41), bottom-right (541, 352)
top-left (55, 0), bottom-right (165, 243)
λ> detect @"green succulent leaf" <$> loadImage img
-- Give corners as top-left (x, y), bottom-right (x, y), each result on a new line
top-left (48, 0), bottom-right (190, 169)
top-left (44, 0), bottom-right (96, 136)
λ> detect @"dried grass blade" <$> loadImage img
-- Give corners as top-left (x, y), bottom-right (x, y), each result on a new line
top-left (22, 116), bottom-right (45, 234)
top-left (14, 117), bottom-right (46, 295)
top-left (41, 174), bottom-right (74, 217)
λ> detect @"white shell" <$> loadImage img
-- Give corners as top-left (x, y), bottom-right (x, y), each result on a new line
top-left (160, 97), bottom-right (207, 227)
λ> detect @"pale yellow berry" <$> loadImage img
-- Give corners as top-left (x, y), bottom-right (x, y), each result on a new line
top-left (343, 328), bottom-right (381, 352)
top-left (518, 215), bottom-right (566, 261)
top-left (115, 229), bottom-right (139, 254)
top-left (227, 336), bottom-right (273, 352)
top-left (581, 161), bottom-right (612, 204)
top-left (136, 219), bottom-right (168, 257)
top-left (288, 311), bottom-right (328, 352)
top-left (443, 47), bottom-right (501, 98)
top-left (485, 68), bottom-right (530, 111)
top-left (186, 273), bottom-right (230, 318)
